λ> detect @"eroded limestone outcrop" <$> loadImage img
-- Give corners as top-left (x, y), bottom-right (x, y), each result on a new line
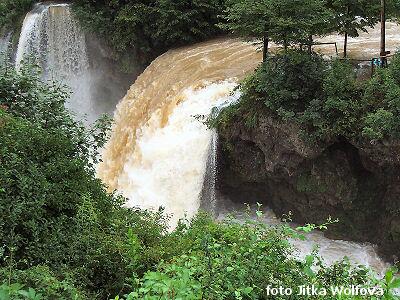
top-left (218, 114), bottom-right (400, 261)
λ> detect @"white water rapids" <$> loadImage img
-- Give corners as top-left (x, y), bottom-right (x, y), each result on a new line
top-left (117, 82), bottom-right (239, 226)
top-left (98, 25), bottom-right (400, 273)
top-left (7, 4), bottom-right (398, 274)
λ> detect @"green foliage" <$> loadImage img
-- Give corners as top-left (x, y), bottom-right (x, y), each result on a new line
top-left (210, 50), bottom-right (329, 135)
top-left (0, 62), bottom-right (171, 299)
top-left (361, 55), bottom-right (400, 140)
top-left (303, 58), bottom-right (363, 141)
top-left (116, 213), bottom-right (399, 300)
top-left (326, 0), bottom-right (379, 56)
top-left (0, 283), bottom-right (42, 300)
top-left (254, 50), bottom-right (327, 117)
top-left (223, 0), bottom-right (332, 58)
top-left (212, 51), bottom-right (400, 144)
top-left (222, 0), bottom-right (272, 40)
top-left (326, 0), bottom-right (379, 38)
top-left (72, 0), bottom-right (226, 69)
top-left (0, 266), bottom-right (85, 299)
top-left (268, 0), bottom-right (332, 47)
top-left (0, 0), bottom-right (35, 32)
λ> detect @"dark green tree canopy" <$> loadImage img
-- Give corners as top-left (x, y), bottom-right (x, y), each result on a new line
top-left (326, 0), bottom-right (380, 37)
top-left (223, 0), bottom-right (332, 60)
top-left (72, 0), bottom-right (227, 68)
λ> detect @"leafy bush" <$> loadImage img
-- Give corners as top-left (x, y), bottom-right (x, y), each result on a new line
top-left (0, 63), bottom-right (172, 298)
top-left (303, 58), bottom-right (363, 141)
top-left (361, 57), bottom-right (400, 140)
top-left (0, 266), bottom-right (85, 299)
top-left (72, 0), bottom-right (227, 69)
top-left (209, 50), bottom-right (331, 136)
top-left (0, 0), bottom-right (35, 32)
top-left (211, 51), bottom-right (400, 143)
top-left (116, 212), bottom-right (399, 300)
top-left (0, 283), bottom-right (42, 300)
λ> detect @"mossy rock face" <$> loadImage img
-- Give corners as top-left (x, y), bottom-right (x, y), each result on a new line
top-left (218, 113), bottom-right (400, 261)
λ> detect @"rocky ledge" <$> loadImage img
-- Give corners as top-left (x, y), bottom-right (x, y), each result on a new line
top-left (217, 114), bottom-right (400, 261)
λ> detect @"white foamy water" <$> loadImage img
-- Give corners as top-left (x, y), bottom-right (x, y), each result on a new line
top-left (217, 203), bottom-right (389, 274)
top-left (15, 2), bottom-right (96, 122)
top-left (99, 31), bottom-right (399, 273)
top-left (117, 81), bottom-right (238, 227)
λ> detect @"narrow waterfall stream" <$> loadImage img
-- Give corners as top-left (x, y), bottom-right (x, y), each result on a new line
top-left (15, 2), bottom-right (95, 122)
top-left (0, 32), bottom-right (11, 63)
top-left (200, 129), bottom-right (219, 215)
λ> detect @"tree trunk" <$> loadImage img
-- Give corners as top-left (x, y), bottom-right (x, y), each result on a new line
top-left (308, 35), bottom-right (313, 55)
top-left (263, 33), bottom-right (269, 63)
top-left (344, 5), bottom-right (350, 58)
top-left (380, 0), bottom-right (387, 67)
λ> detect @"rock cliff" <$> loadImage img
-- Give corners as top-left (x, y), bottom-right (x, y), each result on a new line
top-left (218, 114), bottom-right (400, 261)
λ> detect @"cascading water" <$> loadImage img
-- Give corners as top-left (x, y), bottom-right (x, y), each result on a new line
top-left (98, 39), bottom-right (262, 226)
top-left (0, 32), bottom-right (12, 63)
top-left (15, 2), bottom-right (95, 122)
top-left (200, 129), bottom-right (219, 214)
top-left (108, 81), bottom-right (239, 227)
top-left (100, 24), bottom-right (400, 272)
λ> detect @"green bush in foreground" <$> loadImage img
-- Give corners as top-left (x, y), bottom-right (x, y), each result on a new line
top-left (0, 63), bottom-right (171, 298)
top-left (115, 212), bottom-right (400, 300)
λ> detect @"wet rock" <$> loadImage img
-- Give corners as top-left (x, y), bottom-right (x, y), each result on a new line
top-left (218, 114), bottom-right (400, 261)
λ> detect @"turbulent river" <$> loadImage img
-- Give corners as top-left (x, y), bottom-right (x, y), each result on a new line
top-left (4, 3), bottom-right (400, 274)
top-left (98, 24), bottom-right (400, 273)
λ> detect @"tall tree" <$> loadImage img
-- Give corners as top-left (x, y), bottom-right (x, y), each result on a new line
top-left (269, 0), bottom-right (332, 52)
top-left (223, 0), bottom-right (332, 61)
top-left (222, 0), bottom-right (273, 62)
top-left (327, 0), bottom-right (380, 58)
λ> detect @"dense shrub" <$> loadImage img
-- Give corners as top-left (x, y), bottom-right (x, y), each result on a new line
top-left (0, 0), bottom-right (35, 32)
top-left (211, 51), bottom-right (400, 143)
top-left (72, 0), bottom-right (227, 69)
top-left (0, 266), bottom-right (86, 299)
top-left (361, 56), bottom-right (400, 140)
top-left (117, 213), bottom-right (399, 300)
top-left (0, 63), bottom-right (171, 298)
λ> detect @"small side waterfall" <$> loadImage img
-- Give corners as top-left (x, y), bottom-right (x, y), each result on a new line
top-left (0, 32), bottom-right (12, 63)
top-left (15, 3), bottom-right (94, 122)
top-left (200, 130), bottom-right (219, 215)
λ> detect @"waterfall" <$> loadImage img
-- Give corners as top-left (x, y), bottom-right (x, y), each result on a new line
top-left (109, 81), bottom-right (237, 227)
top-left (200, 92), bottom-right (240, 214)
top-left (97, 38), bottom-right (262, 227)
top-left (98, 26), bottom-right (398, 268)
top-left (15, 2), bottom-right (94, 122)
top-left (200, 130), bottom-right (219, 215)
top-left (0, 32), bottom-right (12, 63)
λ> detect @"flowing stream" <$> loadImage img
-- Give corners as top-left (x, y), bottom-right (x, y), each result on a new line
top-left (99, 23), bottom-right (400, 274)
top-left (10, 5), bottom-right (400, 273)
